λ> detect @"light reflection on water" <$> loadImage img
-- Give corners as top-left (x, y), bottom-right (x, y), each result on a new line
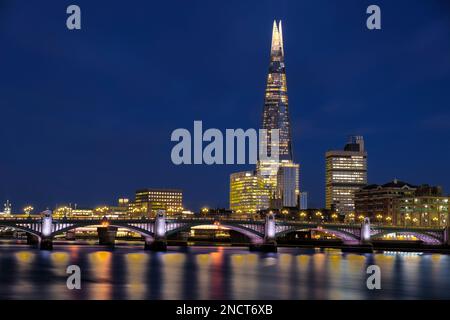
top-left (125, 253), bottom-right (148, 299)
top-left (0, 245), bottom-right (449, 299)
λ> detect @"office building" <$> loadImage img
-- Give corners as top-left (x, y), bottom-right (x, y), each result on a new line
top-left (230, 21), bottom-right (300, 213)
top-left (395, 185), bottom-right (449, 227)
top-left (326, 136), bottom-right (368, 217)
top-left (132, 189), bottom-right (183, 217)
top-left (276, 161), bottom-right (300, 208)
top-left (257, 21), bottom-right (299, 195)
top-left (300, 192), bottom-right (308, 210)
top-left (71, 208), bottom-right (95, 218)
top-left (229, 171), bottom-right (269, 214)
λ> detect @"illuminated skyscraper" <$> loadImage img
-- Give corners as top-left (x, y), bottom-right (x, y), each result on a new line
top-left (257, 20), bottom-right (297, 196)
top-left (326, 136), bottom-right (368, 217)
top-left (230, 21), bottom-right (299, 213)
top-left (261, 20), bottom-right (292, 160)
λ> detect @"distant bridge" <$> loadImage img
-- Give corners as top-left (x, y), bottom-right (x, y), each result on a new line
top-left (0, 214), bottom-right (448, 250)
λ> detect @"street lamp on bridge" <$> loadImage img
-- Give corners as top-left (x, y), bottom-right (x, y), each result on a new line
top-left (376, 214), bottom-right (383, 223)
top-left (23, 206), bottom-right (34, 217)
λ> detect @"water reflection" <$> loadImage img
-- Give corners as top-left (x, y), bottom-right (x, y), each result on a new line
top-left (125, 253), bottom-right (148, 299)
top-left (13, 251), bottom-right (36, 298)
top-left (196, 254), bottom-right (211, 299)
top-left (231, 253), bottom-right (258, 299)
top-left (88, 251), bottom-right (112, 300)
top-left (0, 245), bottom-right (449, 299)
top-left (161, 253), bottom-right (185, 300)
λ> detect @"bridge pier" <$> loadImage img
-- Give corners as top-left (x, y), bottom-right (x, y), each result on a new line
top-left (343, 217), bottom-right (373, 253)
top-left (145, 238), bottom-right (167, 251)
top-left (249, 213), bottom-right (278, 252)
top-left (40, 210), bottom-right (54, 250)
top-left (97, 226), bottom-right (118, 247)
top-left (26, 233), bottom-right (39, 245)
top-left (39, 237), bottom-right (53, 250)
top-left (249, 241), bottom-right (277, 252)
top-left (145, 210), bottom-right (167, 251)
top-left (360, 218), bottom-right (372, 245)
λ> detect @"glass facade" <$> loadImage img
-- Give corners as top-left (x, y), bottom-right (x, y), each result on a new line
top-left (229, 171), bottom-right (269, 214)
top-left (257, 20), bottom-right (298, 200)
top-left (276, 162), bottom-right (300, 207)
top-left (256, 159), bottom-right (280, 193)
top-left (230, 21), bottom-right (299, 213)
top-left (299, 192), bottom-right (308, 210)
top-left (261, 21), bottom-right (292, 162)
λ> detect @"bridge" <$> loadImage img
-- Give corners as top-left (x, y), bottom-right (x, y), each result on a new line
top-left (0, 213), bottom-right (449, 251)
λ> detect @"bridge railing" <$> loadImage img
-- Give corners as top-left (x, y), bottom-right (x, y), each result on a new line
top-left (0, 216), bottom-right (446, 231)
top-left (0, 217), bottom-right (41, 221)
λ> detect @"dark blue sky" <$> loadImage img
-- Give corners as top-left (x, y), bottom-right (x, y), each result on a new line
top-left (1, 0), bottom-right (450, 212)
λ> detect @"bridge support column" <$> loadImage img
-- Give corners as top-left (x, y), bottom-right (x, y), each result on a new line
top-left (27, 233), bottom-right (39, 245)
top-left (66, 230), bottom-right (76, 241)
top-left (145, 211), bottom-right (167, 251)
top-left (97, 226), bottom-right (118, 247)
top-left (251, 213), bottom-right (277, 252)
top-left (145, 237), bottom-right (167, 251)
top-left (354, 217), bottom-right (373, 252)
top-left (39, 237), bottom-right (53, 250)
top-left (360, 217), bottom-right (372, 244)
top-left (40, 210), bottom-right (54, 250)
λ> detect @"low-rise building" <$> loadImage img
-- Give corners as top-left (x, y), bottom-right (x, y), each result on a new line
top-left (131, 189), bottom-right (183, 217)
top-left (355, 180), bottom-right (449, 226)
top-left (395, 185), bottom-right (449, 227)
top-left (355, 179), bottom-right (417, 224)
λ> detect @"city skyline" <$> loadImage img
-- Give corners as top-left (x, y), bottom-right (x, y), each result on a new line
top-left (1, 1), bottom-right (450, 304)
top-left (1, 1), bottom-right (450, 212)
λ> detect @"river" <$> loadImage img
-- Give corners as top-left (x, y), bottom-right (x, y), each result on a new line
top-left (0, 243), bottom-right (449, 299)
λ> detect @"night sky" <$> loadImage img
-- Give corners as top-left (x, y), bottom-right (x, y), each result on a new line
top-left (1, 0), bottom-right (450, 212)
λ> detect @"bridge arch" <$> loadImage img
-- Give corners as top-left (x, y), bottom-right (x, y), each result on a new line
top-left (0, 223), bottom-right (42, 239)
top-left (276, 227), bottom-right (360, 242)
top-left (166, 222), bottom-right (264, 244)
top-left (51, 223), bottom-right (155, 240)
top-left (371, 230), bottom-right (442, 245)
